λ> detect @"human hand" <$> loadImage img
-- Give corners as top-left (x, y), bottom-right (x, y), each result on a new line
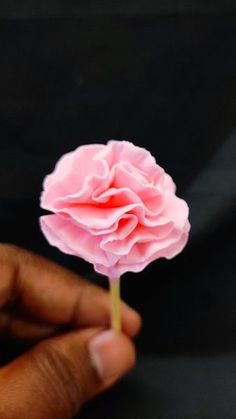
top-left (0, 244), bottom-right (141, 418)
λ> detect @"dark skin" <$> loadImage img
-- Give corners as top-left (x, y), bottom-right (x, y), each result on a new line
top-left (0, 244), bottom-right (141, 419)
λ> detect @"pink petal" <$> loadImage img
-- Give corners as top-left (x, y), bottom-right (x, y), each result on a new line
top-left (119, 222), bottom-right (189, 265)
top-left (162, 194), bottom-right (189, 231)
top-left (41, 144), bottom-right (106, 210)
top-left (101, 220), bottom-right (174, 255)
top-left (112, 162), bottom-right (164, 212)
top-left (116, 222), bottom-right (190, 276)
top-left (97, 140), bottom-right (163, 179)
top-left (90, 213), bottom-right (138, 239)
top-left (40, 214), bottom-right (118, 267)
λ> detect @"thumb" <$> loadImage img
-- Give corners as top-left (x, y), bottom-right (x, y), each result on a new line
top-left (0, 328), bottom-right (136, 419)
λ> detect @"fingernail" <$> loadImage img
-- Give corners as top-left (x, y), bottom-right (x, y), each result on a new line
top-left (88, 330), bottom-right (135, 381)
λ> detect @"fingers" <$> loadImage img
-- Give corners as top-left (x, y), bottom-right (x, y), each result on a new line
top-left (0, 244), bottom-right (141, 338)
top-left (0, 312), bottom-right (59, 341)
top-left (0, 328), bottom-right (136, 418)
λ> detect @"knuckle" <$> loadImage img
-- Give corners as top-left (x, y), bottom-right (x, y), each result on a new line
top-left (0, 243), bottom-right (19, 262)
top-left (31, 340), bottom-right (82, 417)
top-left (0, 243), bottom-right (25, 260)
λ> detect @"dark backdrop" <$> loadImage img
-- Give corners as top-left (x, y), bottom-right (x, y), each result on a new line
top-left (0, 2), bottom-right (236, 417)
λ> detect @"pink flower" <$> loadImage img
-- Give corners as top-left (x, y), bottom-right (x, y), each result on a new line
top-left (40, 140), bottom-right (190, 278)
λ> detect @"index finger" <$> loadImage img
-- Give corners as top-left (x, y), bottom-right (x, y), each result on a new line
top-left (0, 244), bottom-right (141, 337)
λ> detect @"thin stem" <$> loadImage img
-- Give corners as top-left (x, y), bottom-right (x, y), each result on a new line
top-left (109, 276), bottom-right (121, 332)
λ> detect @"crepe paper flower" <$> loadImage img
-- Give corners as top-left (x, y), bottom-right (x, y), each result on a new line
top-left (40, 140), bottom-right (190, 331)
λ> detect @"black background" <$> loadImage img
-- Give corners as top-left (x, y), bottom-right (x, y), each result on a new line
top-left (0, 2), bottom-right (236, 417)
